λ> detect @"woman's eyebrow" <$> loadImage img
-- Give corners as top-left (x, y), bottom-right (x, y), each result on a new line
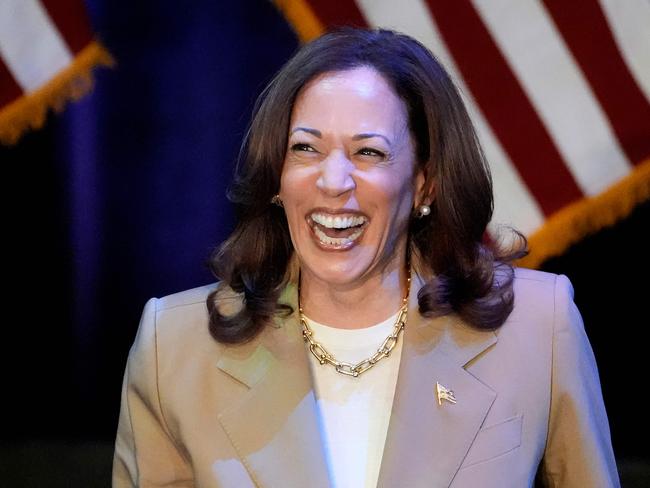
top-left (290, 127), bottom-right (322, 137)
top-left (352, 132), bottom-right (392, 146)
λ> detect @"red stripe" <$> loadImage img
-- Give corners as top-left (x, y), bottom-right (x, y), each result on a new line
top-left (40, 0), bottom-right (94, 54)
top-left (0, 59), bottom-right (23, 107)
top-left (307, 0), bottom-right (368, 29)
top-left (427, 0), bottom-right (583, 216)
top-left (543, 0), bottom-right (650, 166)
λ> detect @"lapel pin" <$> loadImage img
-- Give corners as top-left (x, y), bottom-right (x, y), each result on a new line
top-left (436, 382), bottom-right (457, 405)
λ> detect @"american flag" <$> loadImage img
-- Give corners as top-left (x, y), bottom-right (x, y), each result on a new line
top-left (274, 0), bottom-right (650, 267)
top-left (0, 0), bottom-right (113, 146)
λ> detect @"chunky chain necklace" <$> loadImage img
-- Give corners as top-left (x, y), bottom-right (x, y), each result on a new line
top-left (298, 272), bottom-right (410, 378)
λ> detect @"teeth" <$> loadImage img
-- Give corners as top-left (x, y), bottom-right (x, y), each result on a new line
top-left (311, 213), bottom-right (367, 229)
top-left (313, 225), bottom-right (365, 247)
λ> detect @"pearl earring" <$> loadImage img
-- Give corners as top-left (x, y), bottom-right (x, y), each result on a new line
top-left (417, 204), bottom-right (431, 218)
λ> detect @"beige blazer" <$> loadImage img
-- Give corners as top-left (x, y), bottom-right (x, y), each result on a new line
top-left (112, 266), bottom-right (620, 487)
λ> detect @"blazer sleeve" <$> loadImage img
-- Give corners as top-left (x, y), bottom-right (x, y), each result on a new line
top-left (112, 297), bottom-right (194, 487)
top-left (539, 274), bottom-right (620, 487)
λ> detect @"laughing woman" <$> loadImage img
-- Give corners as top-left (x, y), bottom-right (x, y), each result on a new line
top-left (113, 28), bottom-right (620, 487)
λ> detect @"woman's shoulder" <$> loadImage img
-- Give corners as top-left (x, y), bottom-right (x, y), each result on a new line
top-left (512, 266), bottom-right (574, 298)
top-left (503, 267), bottom-right (576, 329)
top-left (145, 283), bottom-right (217, 335)
top-left (487, 268), bottom-right (580, 371)
top-left (126, 283), bottom-right (260, 426)
top-left (155, 281), bottom-right (220, 312)
top-left (151, 280), bottom-right (248, 317)
top-left (133, 282), bottom-right (231, 355)
top-left (512, 266), bottom-right (559, 284)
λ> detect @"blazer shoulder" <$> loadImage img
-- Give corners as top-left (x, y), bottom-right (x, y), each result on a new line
top-left (132, 282), bottom-right (242, 382)
top-left (155, 282), bottom-right (220, 312)
top-left (133, 282), bottom-right (221, 351)
top-left (512, 267), bottom-right (575, 299)
top-left (145, 281), bottom-right (252, 357)
top-left (499, 268), bottom-right (576, 336)
top-left (513, 266), bottom-right (557, 283)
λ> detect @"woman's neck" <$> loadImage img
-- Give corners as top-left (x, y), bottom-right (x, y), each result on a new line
top-left (299, 259), bottom-right (410, 330)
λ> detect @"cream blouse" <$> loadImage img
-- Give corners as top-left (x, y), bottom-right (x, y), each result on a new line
top-left (304, 311), bottom-right (404, 488)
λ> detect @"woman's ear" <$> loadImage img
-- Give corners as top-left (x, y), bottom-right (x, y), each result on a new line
top-left (414, 170), bottom-right (435, 208)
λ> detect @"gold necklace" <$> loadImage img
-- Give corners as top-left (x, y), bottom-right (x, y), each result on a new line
top-left (298, 272), bottom-right (410, 378)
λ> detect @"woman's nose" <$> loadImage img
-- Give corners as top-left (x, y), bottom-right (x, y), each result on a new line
top-left (316, 151), bottom-right (356, 196)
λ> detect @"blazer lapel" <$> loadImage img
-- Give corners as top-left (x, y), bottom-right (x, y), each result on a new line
top-left (376, 270), bottom-right (498, 487)
top-left (216, 281), bottom-right (333, 488)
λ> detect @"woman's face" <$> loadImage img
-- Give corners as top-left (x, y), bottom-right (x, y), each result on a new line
top-left (279, 66), bottom-right (425, 288)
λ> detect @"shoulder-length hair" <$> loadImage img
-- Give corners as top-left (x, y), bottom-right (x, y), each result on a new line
top-left (207, 27), bottom-right (527, 344)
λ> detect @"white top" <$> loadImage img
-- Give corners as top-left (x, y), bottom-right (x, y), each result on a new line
top-left (304, 311), bottom-right (404, 488)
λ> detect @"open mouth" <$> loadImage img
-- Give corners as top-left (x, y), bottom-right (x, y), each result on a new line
top-left (308, 212), bottom-right (369, 249)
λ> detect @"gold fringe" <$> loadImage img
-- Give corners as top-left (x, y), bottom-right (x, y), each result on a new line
top-left (273, 0), bottom-right (325, 42)
top-left (516, 158), bottom-right (650, 269)
top-left (0, 40), bottom-right (115, 145)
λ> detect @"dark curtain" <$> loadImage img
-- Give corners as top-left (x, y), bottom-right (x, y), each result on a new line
top-left (0, 1), bottom-right (647, 486)
top-left (2, 1), bottom-right (297, 484)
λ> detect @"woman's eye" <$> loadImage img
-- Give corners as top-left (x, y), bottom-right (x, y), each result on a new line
top-left (358, 147), bottom-right (386, 158)
top-left (290, 143), bottom-right (316, 152)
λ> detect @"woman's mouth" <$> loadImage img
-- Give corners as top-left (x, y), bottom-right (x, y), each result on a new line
top-left (308, 212), bottom-right (368, 249)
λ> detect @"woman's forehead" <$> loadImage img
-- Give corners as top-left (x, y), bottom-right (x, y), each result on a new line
top-left (298, 66), bottom-right (395, 101)
top-left (290, 67), bottom-right (409, 137)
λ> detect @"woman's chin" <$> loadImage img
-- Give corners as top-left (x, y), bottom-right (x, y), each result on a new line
top-left (298, 246), bottom-right (379, 289)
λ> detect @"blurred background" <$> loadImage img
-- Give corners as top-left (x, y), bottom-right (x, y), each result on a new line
top-left (1, 0), bottom-right (648, 486)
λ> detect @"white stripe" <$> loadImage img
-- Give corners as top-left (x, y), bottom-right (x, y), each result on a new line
top-left (473, 0), bottom-right (631, 196)
top-left (599, 0), bottom-right (650, 103)
top-left (354, 0), bottom-right (544, 235)
top-left (0, 0), bottom-right (72, 92)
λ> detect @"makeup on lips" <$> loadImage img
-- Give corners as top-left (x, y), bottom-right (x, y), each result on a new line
top-left (307, 208), bottom-right (369, 250)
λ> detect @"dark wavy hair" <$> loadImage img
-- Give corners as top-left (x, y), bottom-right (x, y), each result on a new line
top-left (206, 27), bottom-right (527, 344)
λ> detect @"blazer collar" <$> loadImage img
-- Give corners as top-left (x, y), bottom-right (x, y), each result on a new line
top-left (216, 263), bottom-right (498, 488)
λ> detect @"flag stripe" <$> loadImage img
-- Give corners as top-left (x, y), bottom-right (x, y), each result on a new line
top-left (599, 0), bottom-right (650, 103)
top-left (0, 0), bottom-right (72, 92)
top-left (41, 0), bottom-right (94, 54)
top-left (473, 0), bottom-right (630, 197)
top-left (354, 0), bottom-right (545, 234)
top-left (307, 0), bottom-right (368, 28)
top-left (426, 0), bottom-right (582, 216)
top-left (0, 60), bottom-right (23, 106)
top-left (543, 0), bottom-right (650, 166)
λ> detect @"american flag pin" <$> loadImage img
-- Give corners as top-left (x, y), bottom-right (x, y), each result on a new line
top-left (436, 382), bottom-right (457, 405)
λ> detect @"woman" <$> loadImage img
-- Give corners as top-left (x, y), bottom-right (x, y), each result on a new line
top-left (113, 28), bottom-right (620, 487)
